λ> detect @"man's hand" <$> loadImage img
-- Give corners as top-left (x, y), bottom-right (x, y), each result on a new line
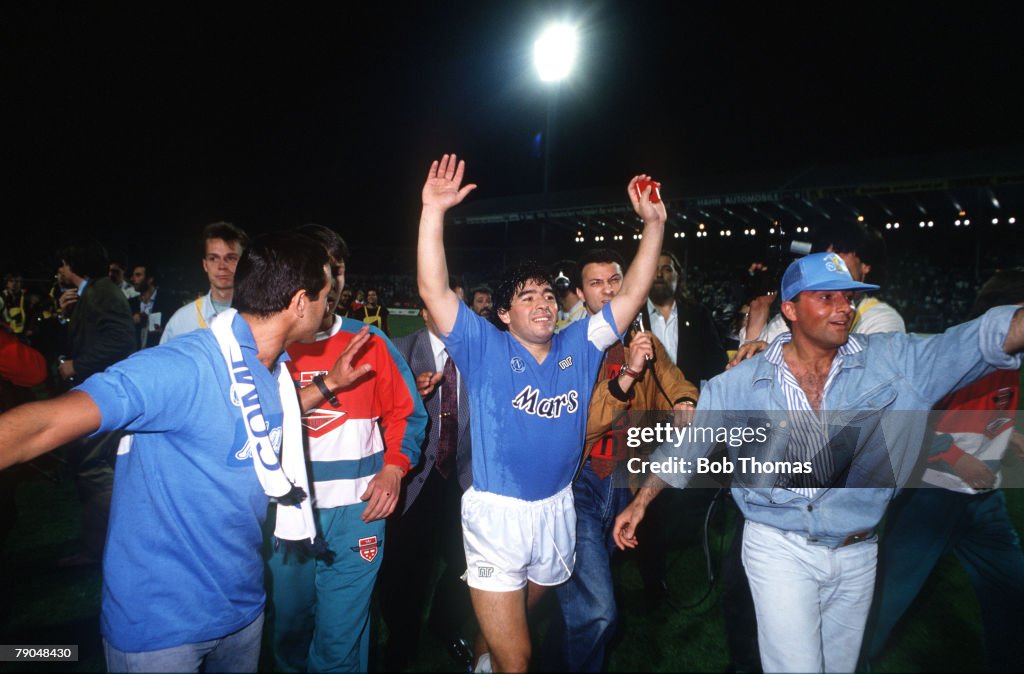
top-left (626, 332), bottom-right (653, 372)
top-left (745, 291), bottom-right (775, 334)
top-left (360, 464), bottom-right (404, 522)
top-left (324, 326), bottom-right (374, 391)
top-left (627, 174), bottom-right (668, 227)
top-left (613, 499), bottom-right (647, 550)
top-left (58, 288), bottom-right (79, 314)
top-left (422, 154), bottom-right (477, 213)
top-left (672, 400), bottom-right (695, 427)
top-left (953, 453), bottom-right (996, 490)
top-left (58, 358), bottom-right (76, 381)
top-left (728, 340), bottom-right (769, 369)
top-left (415, 371), bottom-right (443, 398)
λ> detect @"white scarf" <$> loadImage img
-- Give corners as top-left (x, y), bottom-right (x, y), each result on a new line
top-left (210, 309), bottom-right (316, 544)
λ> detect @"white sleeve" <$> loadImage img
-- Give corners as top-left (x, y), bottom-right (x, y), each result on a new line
top-left (855, 301), bottom-right (906, 335)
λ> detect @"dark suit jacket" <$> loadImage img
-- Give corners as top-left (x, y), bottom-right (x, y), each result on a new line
top-left (129, 288), bottom-right (180, 348)
top-left (640, 298), bottom-right (728, 390)
top-left (67, 277), bottom-right (137, 382)
top-left (393, 328), bottom-right (472, 513)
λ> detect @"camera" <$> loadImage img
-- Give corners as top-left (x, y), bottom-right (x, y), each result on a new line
top-left (553, 270), bottom-right (571, 293)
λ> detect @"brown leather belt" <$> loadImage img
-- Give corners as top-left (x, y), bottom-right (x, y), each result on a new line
top-left (839, 530), bottom-right (873, 547)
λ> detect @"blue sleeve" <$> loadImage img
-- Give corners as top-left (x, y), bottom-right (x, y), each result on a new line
top-left (76, 341), bottom-right (205, 434)
top-left (870, 305), bottom-right (1022, 408)
top-left (440, 301), bottom-right (495, 382)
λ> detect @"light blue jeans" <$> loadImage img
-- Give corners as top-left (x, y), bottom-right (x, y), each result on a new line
top-left (742, 520), bottom-right (877, 673)
top-left (103, 612), bottom-right (263, 673)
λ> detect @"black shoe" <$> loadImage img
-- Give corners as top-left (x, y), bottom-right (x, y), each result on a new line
top-left (447, 636), bottom-right (474, 670)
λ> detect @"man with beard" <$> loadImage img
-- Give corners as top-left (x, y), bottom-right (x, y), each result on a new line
top-left (469, 285), bottom-right (493, 318)
top-left (636, 249), bottom-right (728, 606)
top-left (641, 250), bottom-right (727, 388)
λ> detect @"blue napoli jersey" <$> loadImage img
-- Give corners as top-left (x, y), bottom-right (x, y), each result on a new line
top-left (442, 301), bottom-right (619, 500)
top-left (77, 314), bottom-right (282, 652)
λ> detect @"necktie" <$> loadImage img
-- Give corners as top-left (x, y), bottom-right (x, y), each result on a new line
top-left (435, 352), bottom-right (458, 478)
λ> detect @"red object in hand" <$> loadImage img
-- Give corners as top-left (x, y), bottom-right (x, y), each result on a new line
top-left (635, 179), bottom-right (662, 203)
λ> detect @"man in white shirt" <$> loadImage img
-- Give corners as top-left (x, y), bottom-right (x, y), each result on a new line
top-left (161, 222), bottom-right (249, 343)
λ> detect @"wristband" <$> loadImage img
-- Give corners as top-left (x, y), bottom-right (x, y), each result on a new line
top-left (313, 374), bottom-right (340, 407)
top-left (619, 364), bottom-right (642, 380)
top-left (674, 396), bottom-right (697, 407)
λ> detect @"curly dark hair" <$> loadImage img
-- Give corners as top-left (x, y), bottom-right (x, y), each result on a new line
top-left (492, 260), bottom-right (554, 330)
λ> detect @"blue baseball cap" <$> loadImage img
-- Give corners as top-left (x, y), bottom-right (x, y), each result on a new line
top-left (780, 252), bottom-right (879, 302)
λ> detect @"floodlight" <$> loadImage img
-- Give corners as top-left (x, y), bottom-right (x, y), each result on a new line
top-left (534, 24), bottom-right (578, 83)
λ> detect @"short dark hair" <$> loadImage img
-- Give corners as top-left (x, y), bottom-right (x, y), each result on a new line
top-left (203, 221), bottom-right (250, 254)
top-left (575, 249), bottom-right (626, 292)
top-left (969, 267), bottom-right (1024, 319)
top-left (233, 232), bottom-right (329, 318)
top-left (296, 223), bottom-right (350, 263)
top-left (57, 242), bottom-right (108, 280)
top-left (493, 260), bottom-right (554, 324)
top-left (817, 220), bottom-right (888, 285)
top-left (659, 249), bottom-right (692, 300)
top-left (131, 262), bottom-right (160, 285)
top-left (470, 285), bottom-right (493, 303)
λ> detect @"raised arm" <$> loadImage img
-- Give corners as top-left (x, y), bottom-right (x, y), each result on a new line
top-left (608, 175), bottom-right (667, 335)
top-left (416, 154), bottom-right (477, 336)
top-left (0, 391), bottom-right (102, 470)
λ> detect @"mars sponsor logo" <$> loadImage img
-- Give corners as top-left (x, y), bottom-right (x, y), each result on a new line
top-left (511, 385), bottom-right (579, 419)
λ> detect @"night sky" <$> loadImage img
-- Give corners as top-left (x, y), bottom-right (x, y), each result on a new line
top-left (3, 2), bottom-right (1022, 274)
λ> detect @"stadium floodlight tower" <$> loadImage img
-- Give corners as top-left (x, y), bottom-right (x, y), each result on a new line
top-left (534, 22), bottom-right (577, 193)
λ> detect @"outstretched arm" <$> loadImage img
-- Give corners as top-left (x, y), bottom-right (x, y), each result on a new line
top-left (0, 391), bottom-right (102, 470)
top-left (608, 175), bottom-right (667, 335)
top-left (417, 154), bottom-right (477, 337)
top-left (1004, 307), bottom-right (1024, 353)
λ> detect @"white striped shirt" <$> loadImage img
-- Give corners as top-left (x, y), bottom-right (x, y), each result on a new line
top-left (763, 333), bottom-right (865, 497)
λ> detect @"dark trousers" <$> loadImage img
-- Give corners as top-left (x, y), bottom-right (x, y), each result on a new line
top-left (378, 466), bottom-right (471, 670)
top-left (66, 431), bottom-right (120, 560)
top-left (721, 499), bottom-right (762, 673)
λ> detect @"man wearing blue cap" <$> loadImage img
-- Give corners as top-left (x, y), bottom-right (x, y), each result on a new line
top-left (613, 252), bottom-right (1024, 673)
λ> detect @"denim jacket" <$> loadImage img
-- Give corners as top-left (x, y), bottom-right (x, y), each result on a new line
top-left (651, 305), bottom-right (1022, 547)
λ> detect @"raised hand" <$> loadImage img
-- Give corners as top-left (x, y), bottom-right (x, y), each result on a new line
top-left (326, 325), bottom-right (374, 390)
top-left (422, 154), bottom-right (477, 212)
top-left (626, 331), bottom-right (654, 372)
top-left (626, 174), bottom-right (668, 227)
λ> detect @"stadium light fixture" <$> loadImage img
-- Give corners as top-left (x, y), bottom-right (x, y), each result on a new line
top-left (534, 23), bottom-right (578, 83)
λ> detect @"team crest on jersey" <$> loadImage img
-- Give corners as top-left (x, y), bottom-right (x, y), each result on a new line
top-left (510, 356), bottom-right (526, 373)
top-left (302, 407), bottom-right (347, 437)
top-left (351, 535), bottom-right (379, 562)
top-left (234, 427), bottom-right (283, 461)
